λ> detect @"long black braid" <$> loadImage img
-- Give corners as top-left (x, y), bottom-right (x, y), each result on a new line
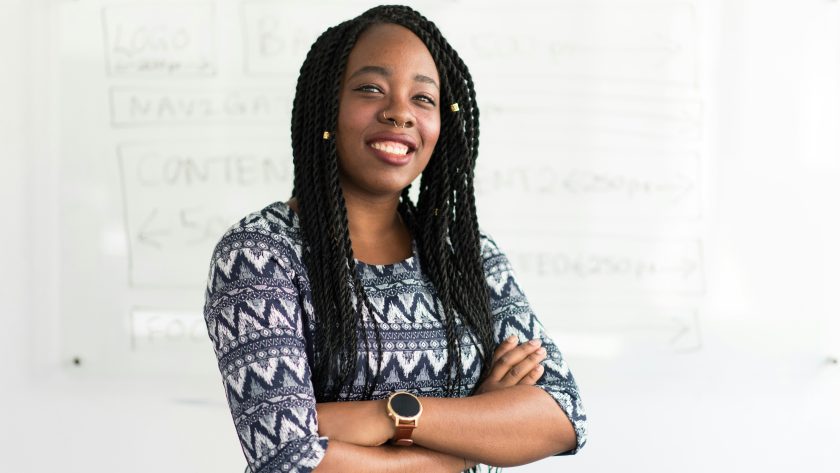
top-left (291, 5), bottom-right (494, 403)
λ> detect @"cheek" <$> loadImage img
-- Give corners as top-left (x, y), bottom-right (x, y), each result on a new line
top-left (416, 121), bottom-right (439, 173)
top-left (336, 104), bottom-right (363, 159)
top-left (337, 104), bottom-right (358, 135)
top-left (422, 117), bottom-right (441, 152)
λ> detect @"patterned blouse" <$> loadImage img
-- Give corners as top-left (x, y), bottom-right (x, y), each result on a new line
top-left (203, 201), bottom-right (587, 473)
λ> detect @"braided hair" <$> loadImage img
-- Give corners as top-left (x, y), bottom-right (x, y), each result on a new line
top-left (291, 5), bottom-right (494, 402)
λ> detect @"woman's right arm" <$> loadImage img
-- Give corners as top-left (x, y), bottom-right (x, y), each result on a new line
top-left (204, 239), bottom-right (327, 472)
top-left (204, 230), bottom-right (473, 472)
top-left (315, 441), bottom-right (475, 473)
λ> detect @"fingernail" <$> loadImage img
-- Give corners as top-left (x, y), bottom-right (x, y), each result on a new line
top-left (505, 335), bottom-right (517, 344)
top-left (529, 339), bottom-right (542, 346)
top-left (538, 347), bottom-right (546, 355)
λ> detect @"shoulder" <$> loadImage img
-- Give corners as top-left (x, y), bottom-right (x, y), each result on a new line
top-left (203, 202), bottom-right (311, 348)
top-left (204, 201), bottom-right (311, 298)
top-left (478, 230), bottom-right (513, 276)
top-left (209, 200), bottom-right (305, 268)
top-left (477, 230), bottom-right (528, 303)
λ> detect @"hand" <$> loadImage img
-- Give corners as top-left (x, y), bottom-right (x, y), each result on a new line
top-left (316, 399), bottom-right (395, 447)
top-left (474, 336), bottom-right (547, 395)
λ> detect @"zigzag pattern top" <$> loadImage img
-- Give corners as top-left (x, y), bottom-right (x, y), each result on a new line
top-left (204, 201), bottom-right (587, 473)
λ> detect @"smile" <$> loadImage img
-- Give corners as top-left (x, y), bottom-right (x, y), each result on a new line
top-left (369, 140), bottom-right (411, 156)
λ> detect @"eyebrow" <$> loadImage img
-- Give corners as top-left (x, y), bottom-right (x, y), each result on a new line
top-left (348, 65), bottom-right (439, 89)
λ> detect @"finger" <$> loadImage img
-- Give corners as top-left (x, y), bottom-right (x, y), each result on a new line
top-left (502, 348), bottom-right (546, 384)
top-left (492, 335), bottom-right (519, 363)
top-left (518, 364), bottom-right (545, 386)
top-left (488, 339), bottom-right (543, 381)
top-left (500, 346), bottom-right (547, 384)
top-left (494, 339), bottom-right (542, 371)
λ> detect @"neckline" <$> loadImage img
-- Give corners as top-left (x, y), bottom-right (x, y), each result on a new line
top-left (354, 239), bottom-right (418, 270)
top-left (275, 200), bottom-right (418, 269)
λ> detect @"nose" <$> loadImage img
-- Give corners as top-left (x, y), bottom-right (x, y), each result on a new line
top-left (380, 98), bottom-right (414, 129)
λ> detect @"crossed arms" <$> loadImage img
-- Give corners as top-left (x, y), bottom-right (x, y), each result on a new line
top-left (312, 337), bottom-right (578, 472)
top-left (205, 236), bottom-right (587, 473)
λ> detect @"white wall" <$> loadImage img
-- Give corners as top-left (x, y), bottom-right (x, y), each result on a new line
top-left (0, 0), bottom-right (28, 387)
top-left (0, 1), bottom-right (246, 472)
top-left (1, 1), bottom-right (839, 472)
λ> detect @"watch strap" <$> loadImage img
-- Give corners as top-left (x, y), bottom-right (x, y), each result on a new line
top-left (387, 391), bottom-right (421, 447)
top-left (392, 420), bottom-right (416, 446)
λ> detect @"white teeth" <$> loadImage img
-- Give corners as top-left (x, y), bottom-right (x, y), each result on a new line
top-left (370, 141), bottom-right (410, 156)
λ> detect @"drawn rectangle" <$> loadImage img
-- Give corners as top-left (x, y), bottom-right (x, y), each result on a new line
top-left (102, 3), bottom-right (217, 77)
top-left (481, 95), bottom-right (703, 141)
top-left (548, 305), bottom-right (702, 356)
top-left (241, 1), bottom-right (348, 76)
top-left (118, 140), bottom-right (292, 288)
top-left (448, 1), bottom-right (699, 87)
top-left (503, 234), bottom-right (705, 295)
top-left (130, 308), bottom-right (206, 350)
top-left (475, 145), bottom-right (702, 220)
top-left (109, 87), bottom-right (291, 126)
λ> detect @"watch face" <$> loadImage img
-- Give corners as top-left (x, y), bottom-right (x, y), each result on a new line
top-left (391, 393), bottom-right (421, 417)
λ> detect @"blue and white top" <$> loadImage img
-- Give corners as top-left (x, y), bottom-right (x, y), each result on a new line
top-left (203, 201), bottom-right (587, 473)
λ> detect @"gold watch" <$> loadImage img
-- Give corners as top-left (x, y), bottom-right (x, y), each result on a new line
top-left (386, 391), bottom-right (423, 446)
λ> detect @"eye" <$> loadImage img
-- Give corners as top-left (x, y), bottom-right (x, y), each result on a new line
top-left (353, 84), bottom-right (383, 94)
top-left (414, 94), bottom-right (436, 106)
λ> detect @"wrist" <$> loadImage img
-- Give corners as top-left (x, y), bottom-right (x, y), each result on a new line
top-left (378, 398), bottom-right (396, 443)
top-left (316, 400), bottom-right (398, 447)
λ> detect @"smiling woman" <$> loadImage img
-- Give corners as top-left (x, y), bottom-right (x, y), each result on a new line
top-left (335, 24), bottom-right (440, 204)
top-left (202, 5), bottom-right (587, 473)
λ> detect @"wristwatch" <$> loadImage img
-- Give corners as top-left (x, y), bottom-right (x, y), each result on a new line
top-left (386, 391), bottom-right (423, 446)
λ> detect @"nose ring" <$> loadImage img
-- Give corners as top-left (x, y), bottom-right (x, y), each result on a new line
top-left (382, 111), bottom-right (406, 128)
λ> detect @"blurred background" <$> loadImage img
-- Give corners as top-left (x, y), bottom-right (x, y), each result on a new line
top-left (1, 0), bottom-right (838, 471)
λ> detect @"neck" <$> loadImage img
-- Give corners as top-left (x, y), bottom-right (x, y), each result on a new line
top-left (342, 191), bottom-right (402, 242)
top-left (342, 189), bottom-right (412, 265)
top-left (288, 187), bottom-right (413, 265)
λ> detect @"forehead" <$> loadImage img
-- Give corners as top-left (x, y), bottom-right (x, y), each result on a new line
top-left (344, 23), bottom-right (439, 81)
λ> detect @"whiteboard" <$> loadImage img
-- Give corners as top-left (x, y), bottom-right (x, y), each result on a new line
top-left (54, 0), bottom-right (708, 374)
top-left (8, 0), bottom-right (838, 472)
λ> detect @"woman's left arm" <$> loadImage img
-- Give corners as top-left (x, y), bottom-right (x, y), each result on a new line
top-left (317, 385), bottom-right (575, 467)
top-left (415, 385), bottom-right (576, 466)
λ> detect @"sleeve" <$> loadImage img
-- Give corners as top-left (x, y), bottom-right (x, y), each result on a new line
top-left (203, 228), bottom-right (327, 473)
top-left (480, 232), bottom-right (588, 455)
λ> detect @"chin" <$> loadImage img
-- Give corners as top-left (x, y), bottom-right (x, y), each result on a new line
top-left (358, 178), bottom-right (416, 198)
top-left (340, 168), bottom-right (419, 197)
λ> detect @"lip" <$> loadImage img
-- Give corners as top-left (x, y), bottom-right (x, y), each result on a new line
top-left (366, 132), bottom-right (418, 166)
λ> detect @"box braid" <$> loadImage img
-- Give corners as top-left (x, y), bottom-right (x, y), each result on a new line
top-left (291, 5), bottom-right (494, 402)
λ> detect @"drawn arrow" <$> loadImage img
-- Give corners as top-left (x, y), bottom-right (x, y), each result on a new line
top-left (136, 207), bottom-right (171, 249)
top-left (656, 258), bottom-right (698, 279)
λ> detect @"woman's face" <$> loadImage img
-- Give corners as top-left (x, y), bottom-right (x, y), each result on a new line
top-left (335, 23), bottom-right (441, 200)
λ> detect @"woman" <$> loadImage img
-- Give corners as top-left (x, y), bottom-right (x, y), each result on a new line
top-left (204, 5), bottom-right (587, 472)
